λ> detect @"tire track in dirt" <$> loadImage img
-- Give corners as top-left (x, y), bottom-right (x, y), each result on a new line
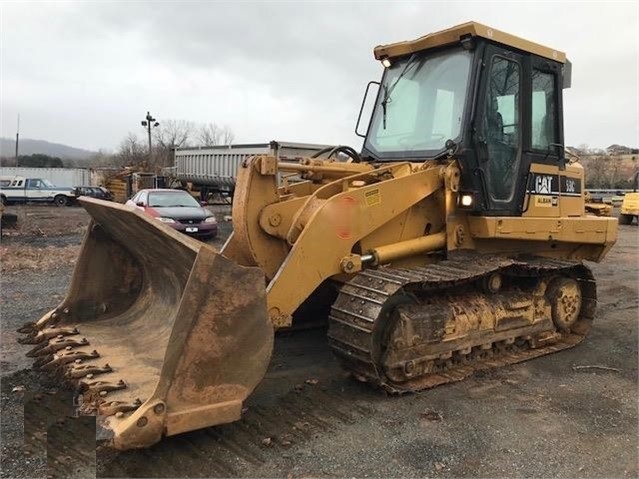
top-left (97, 378), bottom-right (377, 478)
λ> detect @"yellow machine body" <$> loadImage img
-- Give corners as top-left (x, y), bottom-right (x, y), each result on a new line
top-left (21, 22), bottom-right (617, 449)
top-left (619, 172), bottom-right (639, 225)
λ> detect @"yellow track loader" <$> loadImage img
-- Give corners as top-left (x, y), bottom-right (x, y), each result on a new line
top-left (20, 22), bottom-right (617, 450)
top-left (619, 171), bottom-right (639, 224)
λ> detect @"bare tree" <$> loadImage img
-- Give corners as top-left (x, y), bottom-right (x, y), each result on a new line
top-left (90, 149), bottom-right (117, 168)
top-left (576, 143), bottom-right (590, 155)
top-left (0, 156), bottom-right (17, 167)
top-left (222, 125), bottom-right (235, 145)
top-left (582, 155), bottom-right (629, 189)
top-left (153, 120), bottom-right (195, 167)
top-left (154, 120), bottom-right (194, 149)
top-left (116, 133), bottom-right (146, 168)
top-left (197, 123), bottom-right (235, 146)
top-left (109, 120), bottom-right (235, 172)
top-left (583, 156), bottom-right (607, 188)
top-left (198, 123), bottom-right (222, 146)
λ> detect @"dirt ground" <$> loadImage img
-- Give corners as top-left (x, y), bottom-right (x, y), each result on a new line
top-left (1, 204), bottom-right (637, 479)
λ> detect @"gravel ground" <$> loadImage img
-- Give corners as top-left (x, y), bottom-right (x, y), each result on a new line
top-left (1, 204), bottom-right (637, 478)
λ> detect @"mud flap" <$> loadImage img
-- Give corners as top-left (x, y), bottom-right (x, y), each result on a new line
top-left (19, 198), bottom-right (273, 450)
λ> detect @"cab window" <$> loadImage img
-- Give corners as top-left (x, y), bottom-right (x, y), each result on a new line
top-left (484, 55), bottom-right (521, 201)
top-left (532, 70), bottom-right (557, 150)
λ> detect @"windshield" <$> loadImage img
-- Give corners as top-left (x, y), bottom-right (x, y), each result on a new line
top-left (42, 179), bottom-right (55, 187)
top-left (364, 48), bottom-right (473, 158)
top-left (148, 191), bottom-right (200, 208)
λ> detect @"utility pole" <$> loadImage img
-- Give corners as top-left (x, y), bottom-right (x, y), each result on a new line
top-left (141, 111), bottom-right (159, 163)
top-left (15, 114), bottom-right (20, 166)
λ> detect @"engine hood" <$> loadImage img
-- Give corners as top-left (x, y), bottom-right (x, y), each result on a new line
top-left (152, 206), bottom-right (210, 219)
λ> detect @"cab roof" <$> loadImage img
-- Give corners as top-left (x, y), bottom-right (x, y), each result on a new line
top-left (373, 21), bottom-right (566, 64)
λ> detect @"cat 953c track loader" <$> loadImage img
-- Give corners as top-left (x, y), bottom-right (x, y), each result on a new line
top-left (20, 22), bottom-right (617, 450)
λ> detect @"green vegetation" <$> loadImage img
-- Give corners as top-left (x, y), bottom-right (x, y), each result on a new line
top-left (16, 153), bottom-right (64, 168)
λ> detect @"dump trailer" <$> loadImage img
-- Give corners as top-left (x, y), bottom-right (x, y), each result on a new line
top-left (20, 22), bottom-right (618, 450)
top-left (171, 141), bottom-right (331, 201)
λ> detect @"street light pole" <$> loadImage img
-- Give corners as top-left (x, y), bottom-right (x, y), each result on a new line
top-left (15, 114), bottom-right (20, 167)
top-left (140, 111), bottom-right (159, 163)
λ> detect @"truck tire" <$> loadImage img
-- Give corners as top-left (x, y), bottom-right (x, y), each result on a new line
top-left (54, 195), bottom-right (69, 207)
top-left (618, 214), bottom-right (633, 225)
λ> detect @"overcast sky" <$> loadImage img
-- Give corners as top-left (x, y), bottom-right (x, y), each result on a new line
top-left (1, 1), bottom-right (638, 152)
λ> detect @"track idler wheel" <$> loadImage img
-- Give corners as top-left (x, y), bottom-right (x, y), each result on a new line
top-left (546, 277), bottom-right (582, 332)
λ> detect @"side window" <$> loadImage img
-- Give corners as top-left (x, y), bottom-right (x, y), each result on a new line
top-left (139, 191), bottom-right (148, 205)
top-left (532, 70), bottom-right (557, 150)
top-left (484, 56), bottom-right (521, 202)
top-left (485, 57), bottom-right (520, 146)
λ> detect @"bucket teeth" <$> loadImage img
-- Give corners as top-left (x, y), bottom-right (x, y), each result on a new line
top-left (16, 322), bottom-right (37, 335)
top-left (39, 310), bottom-right (63, 329)
top-left (39, 349), bottom-right (100, 371)
top-left (18, 326), bottom-right (79, 345)
top-left (98, 398), bottom-right (142, 417)
top-left (64, 363), bottom-right (113, 380)
top-left (26, 343), bottom-right (49, 358)
top-left (17, 310), bottom-right (61, 336)
top-left (80, 379), bottom-right (127, 395)
top-left (27, 337), bottom-right (89, 357)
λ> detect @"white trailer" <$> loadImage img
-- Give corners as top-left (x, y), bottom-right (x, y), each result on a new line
top-left (0, 167), bottom-right (91, 187)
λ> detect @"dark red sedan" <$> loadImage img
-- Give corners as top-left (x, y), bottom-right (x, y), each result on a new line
top-left (126, 189), bottom-right (217, 240)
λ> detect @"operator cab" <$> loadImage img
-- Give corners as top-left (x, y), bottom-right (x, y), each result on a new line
top-left (359, 22), bottom-right (571, 217)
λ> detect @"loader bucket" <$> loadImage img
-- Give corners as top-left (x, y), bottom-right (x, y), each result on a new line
top-left (19, 198), bottom-right (273, 450)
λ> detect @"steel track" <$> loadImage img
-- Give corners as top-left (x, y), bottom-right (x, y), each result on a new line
top-left (327, 253), bottom-right (596, 393)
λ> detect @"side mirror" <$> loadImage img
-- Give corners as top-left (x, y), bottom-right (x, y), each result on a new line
top-left (355, 81), bottom-right (380, 138)
top-left (136, 201), bottom-right (144, 207)
top-left (200, 201), bottom-right (208, 206)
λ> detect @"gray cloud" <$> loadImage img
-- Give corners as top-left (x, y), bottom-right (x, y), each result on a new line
top-left (1, 1), bottom-right (637, 151)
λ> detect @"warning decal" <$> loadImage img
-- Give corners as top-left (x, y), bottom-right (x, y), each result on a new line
top-left (365, 189), bottom-right (381, 207)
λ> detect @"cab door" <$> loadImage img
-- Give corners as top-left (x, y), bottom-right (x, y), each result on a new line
top-left (28, 179), bottom-right (49, 202)
top-left (475, 46), bottom-right (527, 215)
top-left (525, 58), bottom-right (565, 217)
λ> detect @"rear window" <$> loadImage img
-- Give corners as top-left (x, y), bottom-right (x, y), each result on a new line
top-left (148, 191), bottom-right (200, 208)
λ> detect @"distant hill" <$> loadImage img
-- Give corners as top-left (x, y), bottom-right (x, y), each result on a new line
top-left (0, 137), bottom-right (97, 161)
